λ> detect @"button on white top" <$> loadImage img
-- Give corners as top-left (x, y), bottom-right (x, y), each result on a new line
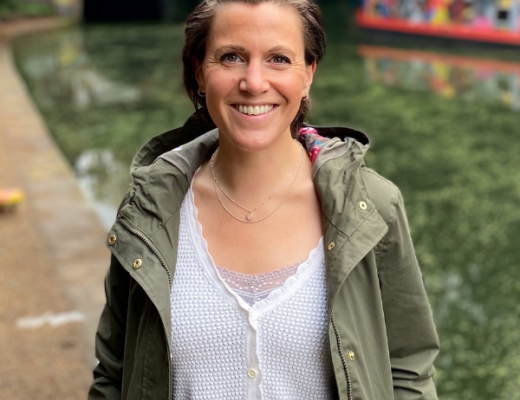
top-left (247, 368), bottom-right (257, 378)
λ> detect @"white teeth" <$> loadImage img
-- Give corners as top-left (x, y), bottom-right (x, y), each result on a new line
top-left (236, 104), bottom-right (274, 116)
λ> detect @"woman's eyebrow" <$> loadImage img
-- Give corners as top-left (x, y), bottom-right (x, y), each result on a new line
top-left (268, 45), bottom-right (294, 54)
top-left (214, 45), bottom-right (246, 53)
top-left (214, 45), bottom-right (294, 54)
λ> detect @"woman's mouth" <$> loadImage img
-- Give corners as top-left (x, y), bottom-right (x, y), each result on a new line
top-left (234, 104), bottom-right (276, 116)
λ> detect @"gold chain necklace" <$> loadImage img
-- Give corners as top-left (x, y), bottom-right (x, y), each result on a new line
top-left (210, 141), bottom-right (304, 223)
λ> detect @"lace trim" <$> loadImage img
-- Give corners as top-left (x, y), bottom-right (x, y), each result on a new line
top-left (216, 262), bottom-right (303, 306)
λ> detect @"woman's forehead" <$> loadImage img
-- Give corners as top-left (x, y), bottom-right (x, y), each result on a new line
top-left (208, 2), bottom-right (304, 49)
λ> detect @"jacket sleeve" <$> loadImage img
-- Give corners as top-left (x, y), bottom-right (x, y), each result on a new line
top-left (88, 254), bottom-right (130, 400)
top-left (377, 188), bottom-right (440, 400)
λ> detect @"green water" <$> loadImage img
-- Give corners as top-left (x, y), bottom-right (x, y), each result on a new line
top-left (13, 5), bottom-right (520, 399)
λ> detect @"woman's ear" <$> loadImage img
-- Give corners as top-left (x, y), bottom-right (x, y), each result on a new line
top-left (193, 56), bottom-right (205, 92)
top-left (303, 60), bottom-right (317, 97)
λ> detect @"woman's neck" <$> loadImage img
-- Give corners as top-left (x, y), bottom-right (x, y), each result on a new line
top-left (211, 132), bottom-right (305, 203)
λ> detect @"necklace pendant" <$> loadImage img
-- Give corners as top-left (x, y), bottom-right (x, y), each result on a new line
top-left (246, 212), bottom-right (253, 221)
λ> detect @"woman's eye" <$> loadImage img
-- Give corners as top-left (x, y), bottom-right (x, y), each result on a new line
top-left (272, 55), bottom-right (290, 64)
top-left (221, 53), bottom-right (240, 63)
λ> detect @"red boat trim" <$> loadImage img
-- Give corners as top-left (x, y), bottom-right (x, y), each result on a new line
top-left (356, 9), bottom-right (520, 47)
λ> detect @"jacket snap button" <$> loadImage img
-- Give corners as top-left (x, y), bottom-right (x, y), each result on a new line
top-left (327, 242), bottom-right (335, 251)
top-left (359, 201), bottom-right (367, 210)
top-left (133, 259), bottom-right (142, 270)
top-left (349, 351), bottom-right (355, 361)
top-left (247, 368), bottom-right (257, 378)
top-left (108, 234), bottom-right (117, 246)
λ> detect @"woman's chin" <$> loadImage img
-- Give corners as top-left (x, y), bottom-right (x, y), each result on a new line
top-left (219, 127), bottom-right (289, 153)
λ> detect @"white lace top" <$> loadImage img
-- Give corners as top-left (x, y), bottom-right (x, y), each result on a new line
top-left (170, 182), bottom-right (335, 400)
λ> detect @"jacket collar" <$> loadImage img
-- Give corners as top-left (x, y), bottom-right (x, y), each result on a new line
top-left (124, 110), bottom-right (374, 239)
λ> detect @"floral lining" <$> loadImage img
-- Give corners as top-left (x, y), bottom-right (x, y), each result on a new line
top-left (298, 126), bottom-right (329, 165)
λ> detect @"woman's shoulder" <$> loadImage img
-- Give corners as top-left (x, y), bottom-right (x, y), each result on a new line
top-left (359, 166), bottom-right (403, 225)
top-left (304, 125), bottom-right (406, 226)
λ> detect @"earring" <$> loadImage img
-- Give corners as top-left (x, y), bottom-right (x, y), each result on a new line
top-left (198, 88), bottom-right (206, 97)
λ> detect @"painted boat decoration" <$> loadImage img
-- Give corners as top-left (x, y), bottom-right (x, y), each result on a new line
top-left (356, 0), bottom-right (520, 46)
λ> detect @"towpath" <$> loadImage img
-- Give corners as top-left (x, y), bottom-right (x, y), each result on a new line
top-left (0, 18), bottom-right (108, 399)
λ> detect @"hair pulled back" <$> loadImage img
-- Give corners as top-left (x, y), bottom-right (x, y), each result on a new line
top-left (182, 0), bottom-right (326, 136)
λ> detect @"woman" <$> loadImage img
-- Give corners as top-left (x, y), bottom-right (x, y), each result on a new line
top-left (88, 1), bottom-right (440, 399)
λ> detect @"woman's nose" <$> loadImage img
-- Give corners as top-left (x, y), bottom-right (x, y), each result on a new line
top-left (239, 61), bottom-right (269, 95)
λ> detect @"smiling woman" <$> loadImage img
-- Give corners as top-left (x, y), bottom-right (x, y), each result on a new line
top-left (88, 1), bottom-right (440, 400)
top-left (192, 2), bottom-right (316, 151)
top-left (183, 0), bottom-right (325, 137)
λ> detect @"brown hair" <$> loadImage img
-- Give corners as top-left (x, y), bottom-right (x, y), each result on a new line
top-left (182, 0), bottom-right (326, 136)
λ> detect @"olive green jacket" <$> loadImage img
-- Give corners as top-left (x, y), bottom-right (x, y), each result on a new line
top-left (88, 113), bottom-right (439, 400)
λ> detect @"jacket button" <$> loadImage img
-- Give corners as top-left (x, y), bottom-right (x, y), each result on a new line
top-left (108, 234), bottom-right (117, 246)
top-left (349, 351), bottom-right (355, 361)
top-left (133, 259), bottom-right (142, 270)
top-left (327, 241), bottom-right (335, 251)
top-left (247, 368), bottom-right (257, 378)
top-left (359, 201), bottom-right (367, 210)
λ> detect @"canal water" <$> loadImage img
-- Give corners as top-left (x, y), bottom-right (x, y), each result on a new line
top-left (12, 3), bottom-right (520, 399)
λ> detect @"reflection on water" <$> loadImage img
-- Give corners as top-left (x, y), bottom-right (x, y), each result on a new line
top-left (360, 44), bottom-right (520, 111)
top-left (75, 149), bottom-right (130, 229)
top-left (13, 25), bottom-right (195, 225)
top-left (18, 30), bottom-right (140, 108)
top-left (12, 17), bottom-right (520, 400)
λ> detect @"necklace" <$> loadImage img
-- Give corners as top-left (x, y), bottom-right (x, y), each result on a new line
top-left (210, 141), bottom-right (303, 221)
top-left (210, 141), bottom-right (303, 223)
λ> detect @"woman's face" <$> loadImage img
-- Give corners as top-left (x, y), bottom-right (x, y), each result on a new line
top-left (196, 2), bottom-right (316, 152)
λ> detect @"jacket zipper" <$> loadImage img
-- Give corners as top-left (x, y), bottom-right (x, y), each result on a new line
top-left (118, 215), bottom-right (174, 398)
top-left (331, 315), bottom-right (352, 400)
top-left (118, 216), bottom-right (173, 288)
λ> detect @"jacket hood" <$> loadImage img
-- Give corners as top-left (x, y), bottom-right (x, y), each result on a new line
top-left (131, 111), bottom-right (370, 171)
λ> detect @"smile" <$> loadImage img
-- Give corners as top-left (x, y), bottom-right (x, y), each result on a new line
top-left (235, 104), bottom-right (275, 116)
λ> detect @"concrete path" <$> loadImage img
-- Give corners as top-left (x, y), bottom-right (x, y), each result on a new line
top-left (0, 18), bottom-right (109, 399)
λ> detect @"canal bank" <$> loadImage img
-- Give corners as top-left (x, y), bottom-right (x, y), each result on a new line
top-left (0, 18), bottom-right (108, 399)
